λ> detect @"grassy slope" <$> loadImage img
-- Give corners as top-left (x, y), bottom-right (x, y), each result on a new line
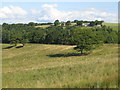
top-left (35, 25), bottom-right (52, 28)
top-left (34, 23), bottom-right (76, 28)
top-left (2, 44), bottom-right (118, 88)
top-left (103, 23), bottom-right (118, 31)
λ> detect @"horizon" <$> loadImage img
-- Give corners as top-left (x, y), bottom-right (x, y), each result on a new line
top-left (0, 20), bottom-right (118, 25)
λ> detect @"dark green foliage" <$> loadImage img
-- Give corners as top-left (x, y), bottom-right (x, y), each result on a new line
top-left (10, 34), bottom-right (20, 46)
top-left (90, 21), bottom-right (95, 26)
top-left (74, 20), bottom-right (78, 23)
top-left (94, 20), bottom-right (104, 25)
top-left (2, 21), bottom-right (118, 50)
top-left (29, 29), bottom-right (46, 43)
top-left (28, 22), bottom-right (36, 26)
top-left (76, 21), bottom-right (83, 26)
top-left (65, 21), bottom-right (71, 26)
top-left (61, 22), bottom-right (64, 27)
top-left (54, 20), bottom-right (60, 26)
top-left (73, 28), bottom-right (103, 54)
top-left (21, 39), bottom-right (28, 46)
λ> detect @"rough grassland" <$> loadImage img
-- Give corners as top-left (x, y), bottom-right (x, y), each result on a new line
top-left (2, 44), bottom-right (118, 88)
top-left (103, 23), bottom-right (118, 31)
top-left (35, 25), bottom-right (52, 28)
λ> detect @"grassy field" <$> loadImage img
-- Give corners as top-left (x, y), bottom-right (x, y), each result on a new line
top-left (34, 23), bottom-right (76, 28)
top-left (71, 23), bottom-right (76, 26)
top-left (35, 25), bottom-right (52, 28)
top-left (103, 23), bottom-right (118, 31)
top-left (2, 44), bottom-right (118, 88)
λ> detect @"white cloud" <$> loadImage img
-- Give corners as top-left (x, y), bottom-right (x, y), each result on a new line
top-left (36, 4), bottom-right (117, 23)
top-left (0, 6), bottom-right (27, 19)
top-left (0, 4), bottom-right (117, 23)
top-left (37, 4), bottom-right (72, 22)
top-left (31, 9), bottom-right (40, 15)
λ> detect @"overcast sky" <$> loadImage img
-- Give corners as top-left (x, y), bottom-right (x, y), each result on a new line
top-left (0, 1), bottom-right (118, 23)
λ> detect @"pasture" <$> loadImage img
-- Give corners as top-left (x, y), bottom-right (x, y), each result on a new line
top-left (2, 44), bottom-right (118, 88)
top-left (35, 25), bottom-right (52, 28)
top-left (103, 23), bottom-right (118, 31)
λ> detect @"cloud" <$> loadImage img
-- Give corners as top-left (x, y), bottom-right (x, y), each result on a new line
top-left (37, 4), bottom-right (72, 22)
top-left (0, 4), bottom-right (117, 23)
top-left (31, 9), bottom-right (40, 15)
top-left (0, 5), bottom-right (29, 24)
top-left (0, 5), bottom-right (27, 19)
top-left (36, 4), bottom-right (117, 23)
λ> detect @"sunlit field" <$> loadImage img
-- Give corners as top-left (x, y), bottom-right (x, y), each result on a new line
top-left (103, 23), bottom-right (118, 31)
top-left (2, 44), bottom-right (118, 88)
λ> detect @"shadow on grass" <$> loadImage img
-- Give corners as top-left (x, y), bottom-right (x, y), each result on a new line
top-left (47, 53), bottom-right (88, 57)
top-left (16, 46), bottom-right (23, 48)
top-left (2, 46), bottom-right (14, 49)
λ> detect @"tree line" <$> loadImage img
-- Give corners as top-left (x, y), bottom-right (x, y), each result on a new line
top-left (2, 20), bottom-right (118, 54)
top-left (54, 20), bottom-right (104, 27)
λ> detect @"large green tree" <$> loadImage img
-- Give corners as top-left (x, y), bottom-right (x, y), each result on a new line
top-left (76, 21), bottom-right (83, 26)
top-left (73, 27), bottom-right (102, 54)
top-left (54, 20), bottom-right (60, 26)
top-left (65, 21), bottom-right (71, 26)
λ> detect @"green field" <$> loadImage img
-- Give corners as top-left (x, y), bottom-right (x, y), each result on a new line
top-left (35, 25), bottom-right (52, 28)
top-left (103, 23), bottom-right (118, 31)
top-left (71, 23), bottom-right (76, 26)
top-left (2, 44), bottom-right (118, 88)
top-left (34, 23), bottom-right (76, 28)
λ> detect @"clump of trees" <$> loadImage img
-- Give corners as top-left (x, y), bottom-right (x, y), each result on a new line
top-left (76, 21), bottom-right (83, 26)
top-left (54, 20), bottom-right (60, 26)
top-left (2, 20), bottom-right (118, 54)
top-left (65, 21), bottom-right (71, 26)
top-left (73, 27), bottom-right (104, 54)
top-left (89, 20), bottom-right (104, 26)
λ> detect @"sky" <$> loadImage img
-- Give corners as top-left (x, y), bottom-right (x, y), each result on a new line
top-left (0, 1), bottom-right (118, 24)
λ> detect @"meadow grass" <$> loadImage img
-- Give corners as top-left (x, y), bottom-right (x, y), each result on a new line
top-left (35, 25), bottom-right (52, 28)
top-left (2, 44), bottom-right (118, 88)
top-left (71, 23), bottom-right (76, 26)
top-left (103, 23), bottom-right (118, 31)
top-left (34, 23), bottom-right (76, 28)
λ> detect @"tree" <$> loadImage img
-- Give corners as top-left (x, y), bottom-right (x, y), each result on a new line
top-left (29, 29), bottom-right (46, 43)
top-left (98, 20), bottom-right (104, 26)
top-left (54, 20), bottom-right (60, 26)
top-left (74, 20), bottom-right (78, 23)
top-left (20, 30), bottom-right (29, 46)
top-left (74, 44), bottom-right (93, 54)
top-left (10, 36), bottom-right (20, 46)
top-left (73, 28), bottom-right (102, 54)
top-left (21, 39), bottom-right (28, 47)
top-left (76, 21), bottom-right (83, 26)
top-left (28, 22), bottom-right (35, 26)
top-left (61, 22), bottom-right (64, 27)
top-left (90, 21), bottom-right (95, 26)
top-left (65, 21), bottom-right (71, 26)
top-left (2, 21), bottom-right (118, 47)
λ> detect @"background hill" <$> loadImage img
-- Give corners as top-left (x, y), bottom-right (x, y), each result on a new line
top-left (34, 23), bottom-right (118, 31)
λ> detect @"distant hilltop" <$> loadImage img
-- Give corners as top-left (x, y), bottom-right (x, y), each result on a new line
top-left (2, 20), bottom-right (104, 27)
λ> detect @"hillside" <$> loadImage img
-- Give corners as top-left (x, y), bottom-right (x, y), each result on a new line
top-left (2, 44), bottom-right (118, 88)
top-left (34, 23), bottom-right (118, 32)
top-left (34, 23), bottom-right (76, 28)
top-left (103, 23), bottom-right (118, 31)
